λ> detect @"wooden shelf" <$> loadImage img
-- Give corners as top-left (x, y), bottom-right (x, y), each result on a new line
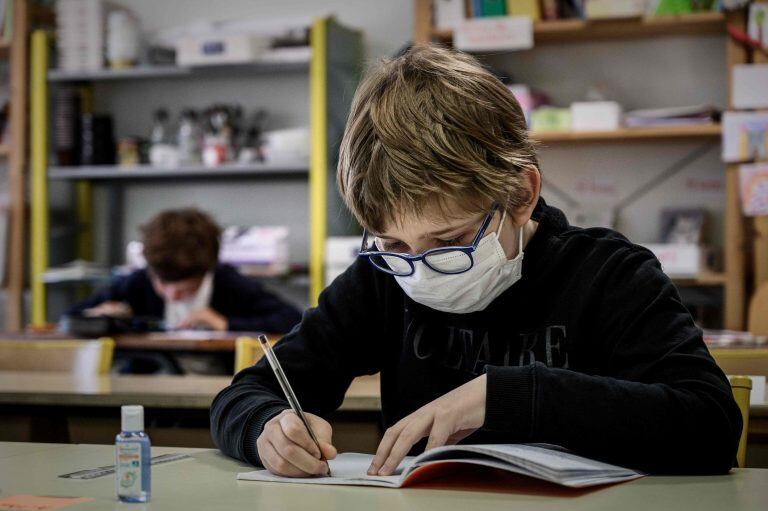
top-left (530, 124), bottom-right (721, 143)
top-left (47, 48), bottom-right (311, 82)
top-left (431, 12), bottom-right (726, 44)
top-left (48, 162), bottom-right (309, 181)
top-left (673, 272), bottom-right (727, 287)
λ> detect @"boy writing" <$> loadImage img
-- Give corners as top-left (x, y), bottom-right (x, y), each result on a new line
top-left (68, 208), bottom-right (301, 334)
top-left (211, 46), bottom-right (740, 477)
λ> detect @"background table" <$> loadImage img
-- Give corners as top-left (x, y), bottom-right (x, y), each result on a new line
top-left (0, 371), bottom-right (380, 410)
top-left (0, 442), bottom-right (766, 511)
top-left (0, 330), bottom-right (256, 351)
top-left (0, 331), bottom-right (277, 375)
top-left (0, 372), bottom-right (382, 452)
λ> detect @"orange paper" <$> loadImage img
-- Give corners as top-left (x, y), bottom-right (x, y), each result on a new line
top-left (0, 495), bottom-right (94, 511)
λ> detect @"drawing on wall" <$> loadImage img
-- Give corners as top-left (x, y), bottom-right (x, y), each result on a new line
top-left (749, 2), bottom-right (768, 49)
top-left (722, 112), bottom-right (768, 162)
top-left (739, 163), bottom-right (768, 217)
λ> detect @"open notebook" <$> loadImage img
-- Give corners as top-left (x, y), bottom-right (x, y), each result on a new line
top-left (237, 444), bottom-right (644, 489)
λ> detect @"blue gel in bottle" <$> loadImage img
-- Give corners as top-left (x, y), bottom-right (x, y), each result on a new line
top-left (116, 405), bottom-right (151, 503)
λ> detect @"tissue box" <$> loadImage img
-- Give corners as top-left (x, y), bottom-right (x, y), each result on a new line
top-left (570, 101), bottom-right (622, 132)
top-left (176, 33), bottom-right (270, 66)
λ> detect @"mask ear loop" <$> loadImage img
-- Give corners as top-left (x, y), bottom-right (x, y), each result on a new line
top-left (496, 207), bottom-right (507, 237)
top-left (498, 206), bottom-right (525, 257)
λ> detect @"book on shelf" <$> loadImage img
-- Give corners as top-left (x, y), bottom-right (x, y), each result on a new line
top-left (623, 104), bottom-right (719, 128)
top-left (238, 443), bottom-right (644, 490)
top-left (506, 0), bottom-right (540, 20)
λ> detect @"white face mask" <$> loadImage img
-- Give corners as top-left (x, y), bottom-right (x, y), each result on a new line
top-left (164, 272), bottom-right (213, 329)
top-left (394, 210), bottom-right (525, 314)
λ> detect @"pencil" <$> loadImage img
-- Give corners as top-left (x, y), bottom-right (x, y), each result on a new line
top-left (257, 334), bottom-right (331, 476)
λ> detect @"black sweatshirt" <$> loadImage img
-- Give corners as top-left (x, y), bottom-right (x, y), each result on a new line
top-left (210, 199), bottom-right (742, 474)
top-left (66, 264), bottom-right (302, 334)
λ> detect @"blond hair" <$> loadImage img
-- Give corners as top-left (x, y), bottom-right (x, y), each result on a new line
top-left (337, 45), bottom-right (538, 233)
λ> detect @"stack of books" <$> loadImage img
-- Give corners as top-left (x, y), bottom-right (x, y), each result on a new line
top-left (55, 0), bottom-right (115, 71)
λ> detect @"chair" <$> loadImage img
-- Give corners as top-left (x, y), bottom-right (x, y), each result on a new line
top-left (234, 336), bottom-right (280, 374)
top-left (748, 282), bottom-right (768, 336)
top-left (729, 375), bottom-right (753, 468)
top-left (0, 338), bottom-right (115, 374)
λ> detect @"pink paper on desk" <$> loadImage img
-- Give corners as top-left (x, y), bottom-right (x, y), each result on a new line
top-left (0, 494), bottom-right (94, 510)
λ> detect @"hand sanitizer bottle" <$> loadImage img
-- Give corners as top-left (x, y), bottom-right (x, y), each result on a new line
top-left (116, 405), bottom-right (151, 503)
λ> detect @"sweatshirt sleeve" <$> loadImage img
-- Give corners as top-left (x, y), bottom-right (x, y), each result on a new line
top-left (221, 275), bottom-right (303, 334)
top-left (64, 276), bottom-right (131, 316)
top-left (210, 259), bottom-right (388, 466)
top-left (482, 245), bottom-right (742, 474)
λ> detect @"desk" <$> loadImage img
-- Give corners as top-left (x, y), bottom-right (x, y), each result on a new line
top-left (0, 442), bottom-right (767, 511)
top-left (0, 371), bottom-right (381, 410)
top-left (711, 347), bottom-right (768, 377)
top-left (0, 331), bottom-right (258, 352)
top-left (0, 373), bottom-right (382, 451)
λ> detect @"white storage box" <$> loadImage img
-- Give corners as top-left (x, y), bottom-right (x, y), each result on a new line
top-left (176, 33), bottom-right (270, 66)
top-left (219, 226), bottom-right (290, 276)
top-left (644, 243), bottom-right (705, 278)
top-left (262, 127), bottom-right (310, 165)
top-left (325, 236), bottom-right (362, 286)
top-left (570, 101), bottom-right (622, 132)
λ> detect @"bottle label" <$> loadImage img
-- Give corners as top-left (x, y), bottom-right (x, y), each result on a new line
top-left (116, 442), bottom-right (142, 497)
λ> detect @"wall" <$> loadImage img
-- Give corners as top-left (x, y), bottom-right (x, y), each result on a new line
top-left (87, 0), bottom-right (412, 271)
top-left (84, 1), bottom-right (726, 295)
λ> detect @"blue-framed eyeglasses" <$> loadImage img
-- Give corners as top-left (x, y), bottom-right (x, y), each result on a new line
top-left (358, 203), bottom-right (500, 277)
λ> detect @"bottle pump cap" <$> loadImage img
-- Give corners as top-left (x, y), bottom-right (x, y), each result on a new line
top-left (121, 405), bottom-right (144, 432)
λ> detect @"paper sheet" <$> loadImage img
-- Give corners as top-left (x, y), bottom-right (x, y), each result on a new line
top-left (237, 453), bottom-right (408, 487)
top-left (0, 495), bottom-right (94, 511)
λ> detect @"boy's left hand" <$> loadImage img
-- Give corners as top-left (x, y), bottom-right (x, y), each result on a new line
top-left (177, 308), bottom-right (228, 331)
top-left (368, 374), bottom-right (487, 476)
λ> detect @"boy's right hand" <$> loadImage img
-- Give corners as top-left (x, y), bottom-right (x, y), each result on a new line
top-left (257, 409), bottom-right (336, 477)
top-left (82, 301), bottom-right (133, 318)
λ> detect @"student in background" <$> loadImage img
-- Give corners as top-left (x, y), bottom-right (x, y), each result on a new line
top-left (67, 208), bottom-right (302, 334)
top-left (211, 46), bottom-right (741, 477)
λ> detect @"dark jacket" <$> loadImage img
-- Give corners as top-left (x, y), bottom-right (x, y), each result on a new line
top-left (66, 264), bottom-right (302, 333)
top-left (210, 199), bottom-right (742, 474)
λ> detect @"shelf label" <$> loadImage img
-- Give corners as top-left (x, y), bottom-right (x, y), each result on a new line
top-left (454, 16), bottom-right (534, 52)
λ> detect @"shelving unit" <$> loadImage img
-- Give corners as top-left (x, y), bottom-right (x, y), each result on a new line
top-left (4, 0), bottom-right (30, 331)
top-left (413, 1), bottom-right (746, 329)
top-left (29, 17), bottom-right (363, 326)
top-left (532, 124), bottom-right (721, 143)
top-left (46, 54), bottom-right (310, 82)
top-left (425, 11), bottom-right (726, 43)
top-left (47, 163), bottom-right (309, 181)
